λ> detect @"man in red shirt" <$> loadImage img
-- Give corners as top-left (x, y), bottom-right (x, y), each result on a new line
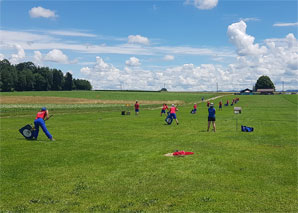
top-left (134, 100), bottom-right (140, 115)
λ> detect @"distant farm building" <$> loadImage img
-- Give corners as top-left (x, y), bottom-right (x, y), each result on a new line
top-left (257, 88), bottom-right (275, 95)
top-left (240, 88), bottom-right (253, 95)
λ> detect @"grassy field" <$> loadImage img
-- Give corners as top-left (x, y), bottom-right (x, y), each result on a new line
top-left (0, 91), bottom-right (297, 212)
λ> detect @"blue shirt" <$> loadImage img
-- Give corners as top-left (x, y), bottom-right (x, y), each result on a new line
top-left (208, 107), bottom-right (216, 118)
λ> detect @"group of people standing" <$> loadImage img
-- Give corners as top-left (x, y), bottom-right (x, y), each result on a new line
top-left (32, 98), bottom-right (238, 141)
top-left (159, 101), bottom-right (216, 131)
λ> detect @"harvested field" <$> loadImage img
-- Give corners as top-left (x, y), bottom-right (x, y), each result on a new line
top-left (0, 96), bottom-right (185, 105)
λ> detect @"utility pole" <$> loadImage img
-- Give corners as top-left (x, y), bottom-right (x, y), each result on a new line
top-left (282, 81), bottom-right (284, 93)
top-left (216, 82), bottom-right (218, 92)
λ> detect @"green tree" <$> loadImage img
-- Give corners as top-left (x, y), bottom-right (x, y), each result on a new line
top-left (33, 73), bottom-right (47, 91)
top-left (0, 59), bottom-right (15, 91)
top-left (16, 62), bottom-right (36, 72)
top-left (73, 79), bottom-right (92, 90)
top-left (0, 68), bottom-right (14, 91)
top-left (63, 72), bottom-right (73, 90)
top-left (255, 75), bottom-right (275, 91)
top-left (52, 69), bottom-right (64, 90)
top-left (15, 71), bottom-right (27, 91)
top-left (25, 69), bottom-right (35, 91)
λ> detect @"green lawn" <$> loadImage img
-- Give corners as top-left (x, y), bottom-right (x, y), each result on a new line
top-left (0, 92), bottom-right (297, 212)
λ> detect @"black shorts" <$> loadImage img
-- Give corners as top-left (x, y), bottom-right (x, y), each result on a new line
top-left (208, 117), bottom-right (216, 121)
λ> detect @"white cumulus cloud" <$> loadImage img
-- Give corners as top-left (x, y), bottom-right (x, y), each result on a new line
top-left (125, 57), bottom-right (141, 67)
top-left (33, 51), bottom-right (43, 65)
top-left (227, 20), bottom-right (267, 56)
top-left (10, 44), bottom-right (26, 64)
top-left (186, 0), bottom-right (218, 10)
top-left (0, 53), bottom-right (5, 61)
top-left (128, 35), bottom-right (149, 45)
top-left (44, 49), bottom-right (68, 63)
top-left (29, 6), bottom-right (57, 18)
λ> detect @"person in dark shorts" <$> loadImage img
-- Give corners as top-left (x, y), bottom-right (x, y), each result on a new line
top-left (161, 103), bottom-right (168, 116)
top-left (134, 100), bottom-right (140, 115)
top-left (207, 103), bottom-right (216, 132)
top-left (219, 100), bottom-right (222, 111)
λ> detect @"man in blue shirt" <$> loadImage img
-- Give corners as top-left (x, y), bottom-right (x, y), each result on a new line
top-left (207, 103), bottom-right (216, 132)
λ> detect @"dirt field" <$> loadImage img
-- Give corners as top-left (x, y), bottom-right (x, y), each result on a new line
top-left (0, 96), bottom-right (184, 105)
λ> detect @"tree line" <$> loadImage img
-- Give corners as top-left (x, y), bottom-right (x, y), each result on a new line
top-left (0, 59), bottom-right (92, 92)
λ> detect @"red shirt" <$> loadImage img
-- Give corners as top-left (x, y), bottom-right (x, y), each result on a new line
top-left (135, 103), bottom-right (139, 109)
top-left (162, 104), bottom-right (168, 110)
top-left (219, 101), bottom-right (222, 106)
top-left (35, 111), bottom-right (46, 119)
top-left (194, 104), bottom-right (197, 109)
top-left (170, 106), bottom-right (177, 114)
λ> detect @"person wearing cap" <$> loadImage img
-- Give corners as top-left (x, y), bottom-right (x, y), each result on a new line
top-left (169, 104), bottom-right (179, 125)
top-left (207, 103), bottom-right (216, 132)
top-left (33, 107), bottom-right (55, 141)
top-left (134, 100), bottom-right (140, 115)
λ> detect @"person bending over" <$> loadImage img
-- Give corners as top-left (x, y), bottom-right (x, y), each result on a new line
top-left (33, 107), bottom-right (55, 141)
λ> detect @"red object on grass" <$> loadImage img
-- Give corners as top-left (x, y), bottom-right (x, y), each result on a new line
top-left (173, 151), bottom-right (194, 156)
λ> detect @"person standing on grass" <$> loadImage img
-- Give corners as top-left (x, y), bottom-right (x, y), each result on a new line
top-left (161, 103), bottom-right (168, 116)
top-left (207, 101), bottom-right (210, 107)
top-left (170, 104), bottom-right (179, 125)
top-left (193, 103), bottom-right (197, 113)
top-left (33, 107), bottom-right (55, 141)
top-left (207, 103), bottom-right (216, 132)
top-left (219, 100), bottom-right (222, 111)
top-left (134, 100), bottom-right (140, 115)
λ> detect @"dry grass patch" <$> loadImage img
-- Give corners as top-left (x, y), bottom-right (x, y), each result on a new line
top-left (0, 96), bottom-right (184, 105)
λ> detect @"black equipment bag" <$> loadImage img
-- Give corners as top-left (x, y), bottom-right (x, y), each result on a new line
top-left (241, 125), bottom-right (254, 132)
top-left (165, 112), bottom-right (173, 125)
top-left (19, 124), bottom-right (35, 139)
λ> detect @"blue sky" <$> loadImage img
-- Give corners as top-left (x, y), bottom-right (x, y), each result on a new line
top-left (1, 0), bottom-right (297, 91)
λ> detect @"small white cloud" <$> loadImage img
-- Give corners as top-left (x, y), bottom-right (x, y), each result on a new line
top-left (48, 30), bottom-right (96, 37)
top-left (273, 22), bottom-right (298, 27)
top-left (10, 44), bottom-right (25, 64)
top-left (0, 53), bottom-right (5, 60)
top-left (163, 55), bottom-right (175, 61)
top-left (125, 57), bottom-right (141, 66)
top-left (186, 0), bottom-right (218, 10)
top-left (33, 51), bottom-right (43, 65)
top-left (240, 17), bottom-right (260, 22)
top-left (44, 49), bottom-right (68, 63)
top-left (29, 6), bottom-right (57, 18)
top-left (128, 35), bottom-right (149, 45)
